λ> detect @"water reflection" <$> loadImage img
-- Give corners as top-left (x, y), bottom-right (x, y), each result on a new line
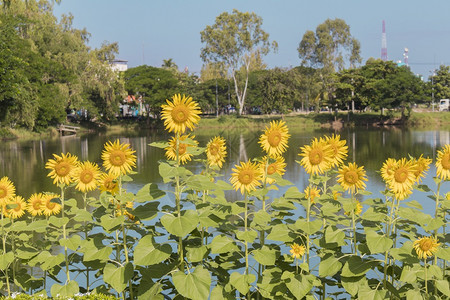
top-left (0, 127), bottom-right (448, 207)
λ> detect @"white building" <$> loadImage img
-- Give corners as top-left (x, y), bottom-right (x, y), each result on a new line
top-left (110, 59), bottom-right (128, 72)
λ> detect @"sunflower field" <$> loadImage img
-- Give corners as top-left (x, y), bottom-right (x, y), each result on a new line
top-left (0, 94), bottom-right (449, 299)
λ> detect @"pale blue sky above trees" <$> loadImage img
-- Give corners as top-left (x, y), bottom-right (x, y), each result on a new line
top-left (53, 0), bottom-right (450, 79)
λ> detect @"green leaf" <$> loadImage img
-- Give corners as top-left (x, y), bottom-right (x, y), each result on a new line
top-left (341, 256), bottom-right (374, 277)
top-left (390, 241), bottom-right (419, 264)
top-left (405, 289), bottom-right (423, 300)
top-left (295, 219), bottom-right (322, 235)
top-left (319, 255), bottom-right (342, 277)
top-left (160, 210), bottom-right (199, 237)
top-left (435, 280), bottom-right (450, 296)
top-left (284, 186), bottom-right (302, 199)
top-left (186, 245), bottom-right (208, 263)
top-left (358, 289), bottom-right (387, 300)
top-left (72, 209), bottom-right (93, 222)
top-left (324, 226), bottom-right (345, 245)
top-left (16, 246), bottom-right (38, 260)
top-left (0, 252), bottom-right (14, 270)
top-left (38, 252), bottom-right (65, 271)
top-left (398, 207), bottom-right (432, 226)
top-left (134, 235), bottom-right (172, 266)
top-left (361, 207), bottom-right (387, 222)
top-left (59, 235), bottom-right (81, 251)
top-left (198, 210), bottom-right (222, 227)
top-left (251, 210), bottom-right (271, 228)
top-left (159, 162), bottom-right (192, 182)
top-left (424, 218), bottom-right (445, 232)
top-left (27, 219), bottom-right (48, 233)
top-left (50, 280), bottom-right (79, 298)
top-left (341, 276), bottom-right (366, 296)
top-left (399, 266), bottom-right (417, 283)
top-left (100, 215), bottom-right (125, 233)
top-left (428, 265), bottom-right (443, 280)
top-left (253, 246), bottom-right (277, 266)
top-left (149, 141), bottom-right (169, 149)
top-left (405, 200), bottom-right (423, 210)
top-left (80, 239), bottom-right (113, 262)
top-left (185, 174), bottom-right (217, 191)
top-left (366, 230), bottom-right (393, 254)
top-left (172, 266), bottom-right (211, 300)
top-left (283, 271), bottom-right (314, 299)
top-left (209, 235), bottom-right (238, 254)
top-left (137, 281), bottom-right (164, 300)
top-left (135, 183), bottom-right (165, 202)
top-left (266, 224), bottom-right (295, 242)
top-left (436, 247), bottom-right (450, 261)
top-left (236, 230), bottom-right (258, 243)
top-left (230, 272), bottom-right (255, 295)
top-left (133, 201), bottom-right (160, 221)
top-left (48, 216), bottom-right (69, 228)
top-left (103, 262), bottom-right (134, 293)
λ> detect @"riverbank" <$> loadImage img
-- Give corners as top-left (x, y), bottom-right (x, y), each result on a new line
top-left (1, 111), bottom-right (450, 140)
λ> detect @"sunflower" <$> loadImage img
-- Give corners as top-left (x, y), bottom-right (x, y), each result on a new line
top-left (260, 156), bottom-right (286, 184)
top-left (0, 176), bottom-right (15, 205)
top-left (304, 186), bottom-right (320, 203)
top-left (325, 134), bottom-right (348, 168)
top-left (259, 120), bottom-right (290, 157)
top-left (345, 200), bottom-right (363, 216)
top-left (99, 172), bottom-right (119, 195)
top-left (380, 158), bottom-right (398, 184)
top-left (332, 190), bottom-right (342, 201)
top-left (101, 140), bottom-right (136, 176)
top-left (298, 138), bottom-right (334, 175)
top-left (413, 236), bottom-right (440, 260)
top-left (5, 196), bottom-right (27, 219)
top-left (27, 193), bottom-right (45, 216)
top-left (230, 161), bottom-right (262, 194)
top-left (337, 162), bottom-right (368, 194)
top-left (165, 134), bottom-right (198, 165)
top-left (388, 158), bottom-right (417, 200)
top-left (115, 201), bottom-right (135, 221)
top-left (42, 194), bottom-right (62, 217)
top-left (412, 155), bottom-right (432, 184)
top-left (72, 161), bottom-right (101, 193)
top-left (160, 94), bottom-right (201, 134)
top-left (290, 243), bottom-right (306, 259)
top-left (45, 153), bottom-right (79, 185)
top-left (436, 144), bottom-right (450, 180)
top-left (206, 136), bottom-right (227, 168)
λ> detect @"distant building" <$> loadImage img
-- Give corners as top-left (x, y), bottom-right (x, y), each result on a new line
top-left (110, 59), bottom-right (128, 72)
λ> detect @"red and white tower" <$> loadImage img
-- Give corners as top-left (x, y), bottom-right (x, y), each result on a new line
top-left (381, 20), bottom-right (388, 61)
top-left (403, 48), bottom-right (409, 66)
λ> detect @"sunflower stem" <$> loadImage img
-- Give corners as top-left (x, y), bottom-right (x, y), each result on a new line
top-left (424, 258), bottom-right (428, 295)
top-left (350, 192), bottom-right (357, 256)
top-left (244, 192), bottom-right (250, 300)
top-left (306, 184), bottom-right (311, 266)
top-left (60, 185), bottom-right (70, 282)
top-left (1, 210), bottom-right (11, 297)
top-left (83, 193), bottom-right (90, 292)
top-left (433, 181), bottom-right (441, 266)
top-left (175, 132), bottom-right (184, 270)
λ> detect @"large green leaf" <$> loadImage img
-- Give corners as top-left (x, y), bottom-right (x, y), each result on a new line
top-left (161, 210), bottom-right (199, 237)
top-left (324, 225), bottom-right (345, 245)
top-left (253, 246), bottom-right (277, 266)
top-left (209, 235), bottom-right (238, 254)
top-left (159, 162), bottom-right (192, 182)
top-left (341, 276), bottom-right (367, 296)
top-left (100, 215), bottom-right (125, 233)
top-left (134, 235), bottom-right (172, 266)
top-left (319, 255), bottom-right (342, 277)
top-left (341, 256), bottom-right (374, 277)
top-left (436, 247), bottom-right (450, 261)
top-left (284, 186), bottom-right (302, 199)
top-left (366, 230), bottom-right (393, 254)
top-left (186, 245), bottom-right (208, 263)
top-left (135, 183), bottom-right (165, 202)
top-left (282, 271), bottom-right (314, 299)
top-left (103, 262), bottom-right (134, 293)
top-left (436, 280), bottom-right (450, 296)
top-left (50, 280), bottom-right (79, 298)
top-left (185, 174), bottom-right (217, 191)
top-left (236, 230), bottom-right (258, 243)
top-left (0, 252), bottom-right (14, 270)
top-left (37, 252), bottom-right (65, 271)
top-left (398, 207), bottom-right (432, 226)
top-left (295, 219), bottom-right (322, 235)
top-left (48, 216), bottom-right (69, 228)
top-left (26, 219), bottom-right (48, 233)
top-left (266, 224), bottom-right (295, 242)
top-left (132, 201), bottom-right (160, 221)
top-left (229, 272), bottom-right (256, 295)
top-left (172, 266), bottom-right (211, 300)
top-left (59, 235), bottom-right (81, 251)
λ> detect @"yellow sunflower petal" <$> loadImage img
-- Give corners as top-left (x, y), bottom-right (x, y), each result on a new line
top-left (337, 162), bottom-right (368, 194)
top-left (230, 161), bottom-right (262, 194)
top-left (160, 94), bottom-right (201, 134)
top-left (436, 144), bottom-right (450, 180)
top-left (206, 136), bottom-right (227, 168)
top-left (259, 120), bottom-right (290, 157)
top-left (101, 140), bottom-right (136, 176)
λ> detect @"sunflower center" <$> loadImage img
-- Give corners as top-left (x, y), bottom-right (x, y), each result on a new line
top-left (179, 144), bottom-right (187, 155)
top-left (209, 144), bottom-right (219, 156)
top-left (309, 149), bottom-right (323, 165)
top-left (420, 239), bottom-right (433, 251)
top-left (344, 170), bottom-right (358, 184)
top-left (267, 164), bottom-right (277, 175)
top-left (32, 201), bottom-right (41, 210)
top-left (14, 203), bottom-right (21, 212)
top-left (55, 162), bottom-right (71, 177)
top-left (47, 201), bottom-right (56, 209)
top-left (105, 180), bottom-right (117, 190)
top-left (171, 106), bottom-right (189, 123)
top-left (0, 187), bottom-right (6, 198)
top-left (80, 170), bottom-right (94, 184)
top-left (394, 167), bottom-right (409, 183)
top-left (442, 153), bottom-right (450, 170)
top-left (110, 150), bottom-right (126, 166)
top-left (268, 131), bottom-right (282, 147)
top-left (238, 170), bottom-right (254, 185)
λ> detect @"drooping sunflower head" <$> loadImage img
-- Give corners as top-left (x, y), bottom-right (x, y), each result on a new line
top-left (260, 156), bottom-right (286, 184)
top-left (413, 236), bottom-right (440, 260)
top-left (206, 136), bottom-right (227, 168)
top-left (45, 153), bottom-right (79, 186)
top-left (72, 161), bottom-right (101, 193)
top-left (115, 201), bottom-right (136, 221)
top-left (230, 161), bottom-right (262, 194)
top-left (304, 186), bottom-right (320, 203)
top-left (345, 200), bottom-right (363, 216)
top-left (259, 120), bottom-right (290, 157)
top-left (298, 137), bottom-right (334, 175)
top-left (27, 193), bottom-right (45, 216)
top-left (165, 134), bottom-right (198, 165)
top-left (99, 172), bottom-right (119, 195)
top-left (101, 140), bottom-right (137, 176)
top-left (389, 158), bottom-right (417, 200)
top-left (380, 158), bottom-right (398, 184)
top-left (42, 193), bottom-right (62, 217)
top-left (332, 190), bottom-right (342, 201)
top-left (5, 196), bottom-right (27, 219)
top-left (161, 94), bottom-right (201, 134)
top-left (436, 144), bottom-right (450, 180)
top-left (325, 134), bottom-right (348, 168)
top-left (337, 162), bottom-right (368, 194)
top-left (0, 176), bottom-right (16, 205)
top-left (290, 243), bottom-right (306, 259)
top-left (412, 155), bottom-right (432, 184)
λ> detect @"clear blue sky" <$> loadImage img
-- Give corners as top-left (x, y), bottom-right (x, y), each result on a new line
top-left (53, 0), bottom-right (450, 79)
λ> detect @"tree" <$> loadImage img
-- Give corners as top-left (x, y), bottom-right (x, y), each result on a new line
top-left (430, 65), bottom-right (450, 100)
top-left (200, 9), bottom-right (277, 115)
top-left (161, 58), bottom-right (179, 72)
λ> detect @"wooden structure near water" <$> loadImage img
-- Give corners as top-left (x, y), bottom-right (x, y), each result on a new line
top-left (58, 124), bottom-right (80, 135)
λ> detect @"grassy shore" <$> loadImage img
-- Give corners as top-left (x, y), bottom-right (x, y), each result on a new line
top-left (1, 111), bottom-right (450, 140)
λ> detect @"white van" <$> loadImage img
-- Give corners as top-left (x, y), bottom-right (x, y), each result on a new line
top-left (439, 99), bottom-right (449, 111)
